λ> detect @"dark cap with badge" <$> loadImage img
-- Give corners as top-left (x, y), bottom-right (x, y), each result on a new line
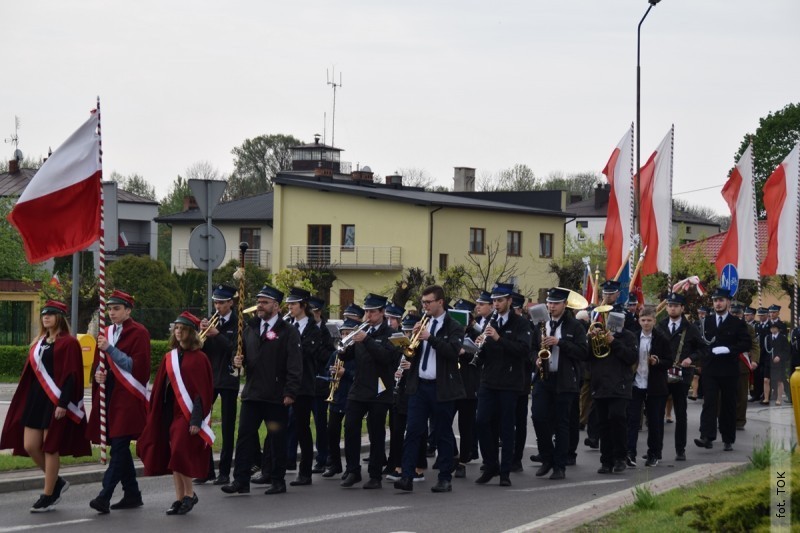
top-left (490, 282), bottom-right (514, 299)
top-left (308, 296), bottom-right (325, 311)
top-left (666, 293), bottom-right (686, 305)
top-left (601, 280), bottom-right (621, 294)
top-left (627, 293), bottom-right (639, 306)
top-left (756, 307), bottom-right (769, 316)
top-left (453, 299), bottom-right (476, 313)
top-left (363, 293), bottom-right (388, 310)
top-left (546, 287), bottom-right (569, 303)
top-left (698, 305), bottom-right (710, 313)
top-left (744, 306), bottom-right (756, 315)
top-left (256, 285), bottom-right (284, 303)
top-left (475, 291), bottom-right (492, 304)
top-left (212, 284), bottom-right (236, 301)
top-left (384, 303), bottom-right (404, 319)
top-left (730, 303), bottom-right (744, 315)
top-left (711, 287), bottom-right (732, 300)
top-left (768, 304), bottom-right (781, 312)
top-left (339, 318), bottom-right (362, 331)
top-left (285, 287), bottom-right (311, 303)
top-left (343, 304), bottom-right (365, 320)
top-left (402, 314), bottom-right (422, 331)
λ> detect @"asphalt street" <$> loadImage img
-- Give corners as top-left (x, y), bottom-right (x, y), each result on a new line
top-left (0, 386), bottom-right (791, 533)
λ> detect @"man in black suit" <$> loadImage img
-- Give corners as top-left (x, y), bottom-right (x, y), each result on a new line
top-left (394, 285), bottom-right (465, 493)
top-left (475, 282), bottom-right (533, 487)
top-left (656, 293), bottom-right (703, 461)
top-left (694, 288), bottom-right (751, 451)
top-left (339, 294), bottom-right (401, 489)
top-left (530, 287), bottom-right (588, 480)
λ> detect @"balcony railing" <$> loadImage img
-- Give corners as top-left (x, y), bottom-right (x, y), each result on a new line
top-left (289, 245), bottom-right (402, 270)
top-left (177, 248), bottom-right (271, 271)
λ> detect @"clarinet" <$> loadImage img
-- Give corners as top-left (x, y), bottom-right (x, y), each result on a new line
top-left (470, 311), bottom-right (498, 367)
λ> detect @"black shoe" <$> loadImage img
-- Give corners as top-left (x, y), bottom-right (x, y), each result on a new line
top-left (363, 478), bottom-right (382, 489)
top-left (535, 463), bottom-right (553, 477)
top-left (584, 437), bottom-right (599, 449)
top-left (110, 491), bottom-right (143, 510)
top-left (89, 496), bottom-right (110, 514)
top-left (454, 464), bottom-right (466, 478)
top-left (322, 466), bottom-right (342, 478)
top-left (251, 473), bottom-right (272, 485)
top-left (381, 465), bottom-right (394, 475)
top-left (510, 461), bottom-right (523, 473)
top-left (549, 468), bottom-right (565, 480)
top-left (597, 464), bottom-right (613, 474)
top-left (250, 464), bottom-right (261, 475)
top-left (290, 475), bottom-right (312, 486)
top-left (475, 468), bottom-right (498, 484)
top-left (665, 418), bottom-right (673, 424)
top-left (529, 453), bottom-right (542, 463)
top-left (723, 442), bottom-right (733, 451)
top-left (286, 462), bottom-right (297, 471)
top-left (192, 475), bottom-right (215, 485)
top-left (431, 479), bottom-right (452, 492)
top-left (612, 460), bottom-right (627, 473)
top-left (165, 500), bottom-right (181, 515)
top-left (625, 456), bottom-right (637, 468)
top-left (394, 477), bottom-right (413, 492)
top-left (566, 456), bottom-right (577, 466)
top-left (176, 495), bottom-right (196, 515)
top-left (264, 481), bottom-right (287, 495)
top-left (675, 452), bottom-right (686, 461)
top-left (736, 426), bottom-right (745, 431)
top-left (426, 447), bottom-right (436, 458)
top-left (340, 472), bottom-right (362, 487)
top-left (221, 480), bottom-right (250, 494)
top-left (645, 456), bottom-right (659, 467)
top-left (30, 494), bottom-right (57, 513)
top-left (53, 477), bottom-right (69, 501)
top-left (694, 437), bottom-right (713, 449)
top-left (312, 464), bottom-right (326, 474)
top-left (213, 475), bottom-right (230, 486)
top-left (499, 475), bottom-right (511, 487)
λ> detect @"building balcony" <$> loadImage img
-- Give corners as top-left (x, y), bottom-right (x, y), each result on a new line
top-left (289, 245), bottom-right (402, 270)
top-left (177, 248), bottom-right (271, 271)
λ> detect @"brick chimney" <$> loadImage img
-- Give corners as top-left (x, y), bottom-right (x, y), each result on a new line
top-left (183, 195), bottom-right (199, 211)
top-left (7, 159), bottom-right (19, 173)
top-left (385, 174), bottom-right (403, 186)
top-left (594, 184), bottom-right (610, 209)
top-left (351, 165), bottom-right (374, 182)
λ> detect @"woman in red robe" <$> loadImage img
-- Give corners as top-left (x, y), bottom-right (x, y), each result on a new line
top-left (0, 300), bottom-right (91, 513)
top-left (137, 311), bottom-right (214, 516)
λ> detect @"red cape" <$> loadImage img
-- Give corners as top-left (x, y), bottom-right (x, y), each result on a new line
top-left (0, 334), bottom-right (91, 457)
top-left (87, 318), bottom-right (151, 442)
top-left (136, 349), bottom-right (213, 478)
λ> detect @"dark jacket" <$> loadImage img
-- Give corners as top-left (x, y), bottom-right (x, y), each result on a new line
top-left (296, 319), bottom-right (324, 397)
top-left (764, 332), bottom-right (790, 373)
top-left (315, 320), bottom-right (337, 397)
top-left (241, 316), bottom-right (303, 403)
top-left (339, 321), bottom-right (401, 404)
top-left (590, 328), bottom-right (638, 399)
top-left (479, 312), bottom-right (533, 392)
top-left (538, 313), bottom-right (588, 394)
top-left (460, 317), bottom-right (488, 399)
top-left (405, 313), bottom-right (466, 402)
top-left (632, 328), bottom-right (672, 396)
top-left (656, 317), bottom-right (704, 384)
top-left (201, 311), bottom-right (239, 390)
top-left (699, 313), bottom-right (752, 377)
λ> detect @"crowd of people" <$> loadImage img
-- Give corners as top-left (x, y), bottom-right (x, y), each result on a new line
top-left (1, 282), bottom-right (798, 516)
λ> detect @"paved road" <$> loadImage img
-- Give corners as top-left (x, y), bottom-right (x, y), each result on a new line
top-left (0, 390), bottom-right (792, 532)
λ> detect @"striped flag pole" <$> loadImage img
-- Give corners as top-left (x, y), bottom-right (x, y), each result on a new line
top-left (96, 96), bottom-right (107, 464)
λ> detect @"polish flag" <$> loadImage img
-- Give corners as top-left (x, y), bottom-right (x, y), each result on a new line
top-left (7, 111), bottom-right (101, 264)
top-left (638, 127), bottom-right (673, 276)
top-left (602, 125), bottom-right (634, 279)
top-left (118, 232), bottom-right (129, 248)
top-left (581, 259), bottom-right (596, 304)
top-left (760, 143), bottom-right (800, 276)
top-left (49, 273), bottom-right (61, 290)
top-left (715, 144), bottom-right (759, 279)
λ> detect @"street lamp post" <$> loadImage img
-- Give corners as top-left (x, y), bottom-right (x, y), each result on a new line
top-left (635, 0), bottom-right (661, 240)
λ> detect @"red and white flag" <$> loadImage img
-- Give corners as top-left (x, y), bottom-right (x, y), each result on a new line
top-left (602, 125), bottom-right (634, 279)
top-left (715, 144), bottom-right (759, 279)
top-left (118, 232), bottom-right (128, 248)
top-left (581, 258), bottom-right (596, 304)
top-left (7, 111), bottom-right (101, 264)
top-left (49, 273), bottom-right (61, 290)
top-left (638, 127), bottom-right (673, 276)
top-left (761, 143), bottom-right (800, 276)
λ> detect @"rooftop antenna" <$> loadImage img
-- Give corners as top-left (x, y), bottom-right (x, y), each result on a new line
top-left (5, 116), bottom-right (21, 159)
top-left (326, 68), bottom-right (342, 148)
top-left (323, 111), bottom-right (327, 145)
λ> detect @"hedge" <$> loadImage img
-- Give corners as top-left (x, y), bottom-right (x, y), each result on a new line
top-left (0, 340), bottom-right (173, 380)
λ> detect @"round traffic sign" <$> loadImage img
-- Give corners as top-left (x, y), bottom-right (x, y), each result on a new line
top-left (719, 263), bottom-right (739, 297)
top-left (188, 224), bottom-right (226, 271)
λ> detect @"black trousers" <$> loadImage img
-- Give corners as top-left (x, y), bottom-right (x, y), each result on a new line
top-left (292, 395), bottom-right (314, 477)
top-left (233, 400), bottom-right (289, 485)
top-left (666, 380), bottom-right (690, 454)
top-left (513, 393), bottom-right (529, 463)
top-left (595, 397), bottom-right (629, 466)
top-left (476, 385), bottom-right (517, 475)
top-left (389, 407), bottom-right (428, 471)
top-left (344, 399), bottom-right (390, 480)
top-left (568, 392), bottom-right (580, 460)
top-left (312, 395), bottom-right (329, 467)
top-left (402, 380), bottom-right (456, 482)
top-left (530, 377), bottom-right (574, 470)
top-left (700, 373), bottom-right (738, 444)
top-left (98, 436), bottom-right (138, 500)
top-left (207, 388), bottom-right (238, 478)
top-left (326, 410), bottom-right (345, 469)
top-left (626, 387), bottom-right (667, 459)
top-left (454, 398), bottom-right (477, 464)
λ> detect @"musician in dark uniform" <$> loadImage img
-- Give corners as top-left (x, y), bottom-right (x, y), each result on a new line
top-left (394, 286), bottom-right (465, 493)
top-left (530, 288), bottom-right (587, 480)
top-left (656, 293), bottom-right (703, 461)
top-left (221, 285), bottom-right (302, 496)
top-left (510, 292), bottom-right (534, 473)
top-left (194, 284), bottom-right (239, 486)
top-left (452, 299), bottom-right (480, 478)
top-left (309, 296), bottom-right (333, 474)
top-left (600, 281), bottom-right (638, 334)
top-left (763, 320), bottom-right (790, 405)
top-left (339, 294), bottom-right (401, 489)
top-left (475, 283), bottom-right (532, 487)
top-left (751, 307), bottom-right (770, 402)
top-left (694, 288), bottom-right (751, 451)
top-left (689, 305), bottom-right (711, 401)
top-left (383, 302), bottom-right (406, 476)
top-left (731, 304), bottom-right (759, 427)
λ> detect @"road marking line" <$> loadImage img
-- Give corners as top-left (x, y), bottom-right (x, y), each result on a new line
top-left (508, 479), bottom-right (623, 492)
top-left (0, 519), bottom-right (93, 532)
top-left (249, 506), bottom-right (408, 530)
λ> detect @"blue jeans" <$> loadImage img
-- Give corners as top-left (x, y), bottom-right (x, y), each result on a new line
top-left (402, 380), bottom-right (456, 482)
top-left (99, 436), bottom-right (139, 500)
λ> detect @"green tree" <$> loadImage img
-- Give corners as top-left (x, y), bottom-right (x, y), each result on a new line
top-left (213, 259), bottom-right (272, 308)
top-left (735, 102), bottom-right (800, 215)
top-left (109, 171), bottom-right (156, 200)
top-left (436, 265), bottom-right (470, 302)
top-left (463, 238), bottom-right (523, 296)
top-left (0, 197), bottom-right (49, 279)
top-left (535, 171), bottom-right (600, 200)
top-left (549, 235), bottom-right (607, 295)
top-left (106, 255), bottom-right (181, 339)
top-left (227, 134), bottom-right (301, 200)
top-left (157, 175), bottom-right (193, 267)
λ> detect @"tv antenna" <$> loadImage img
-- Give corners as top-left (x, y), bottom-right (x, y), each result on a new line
top-left (5, 115), bottom-right (20, 151)
top-left (326, 68), bottom-right (342, 148)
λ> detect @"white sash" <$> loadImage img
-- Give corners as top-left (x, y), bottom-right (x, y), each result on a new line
top-left (29, 337), bottom-right (85, 424)
top-left (166, 349), bottom-right (214, 446)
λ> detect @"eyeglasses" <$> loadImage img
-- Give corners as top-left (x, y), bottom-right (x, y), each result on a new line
top-left (420, 299), bottom-right (438, 305)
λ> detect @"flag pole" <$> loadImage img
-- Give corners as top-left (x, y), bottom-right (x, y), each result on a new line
top-left (667, 125), bottom-right (675, 296)
top-left (750, 140), bottom-right (762, 307)
top-left (795, 142), bottom-right (800, 328)
top-left (96, 96), bottom-right (108, 465)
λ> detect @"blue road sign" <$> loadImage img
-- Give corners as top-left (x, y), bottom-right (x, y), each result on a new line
top-left (720, 263), bottom-right (739, 297)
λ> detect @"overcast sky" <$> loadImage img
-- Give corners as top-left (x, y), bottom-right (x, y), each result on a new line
top-left (3, 0), bottom-right (798, 215)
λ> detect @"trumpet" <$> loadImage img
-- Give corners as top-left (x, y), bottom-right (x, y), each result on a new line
top-left (326, 354), bottom-right (344, 403)
top-left (404, 314), bottom-right (430, 357)
top-left (198, 312), bottom-right (220, 342)
top-left (337, 322), bottom-right (371, 353)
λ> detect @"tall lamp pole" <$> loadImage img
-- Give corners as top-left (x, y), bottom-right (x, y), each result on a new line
top-left (635, 0), bottom-right (661, 239)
